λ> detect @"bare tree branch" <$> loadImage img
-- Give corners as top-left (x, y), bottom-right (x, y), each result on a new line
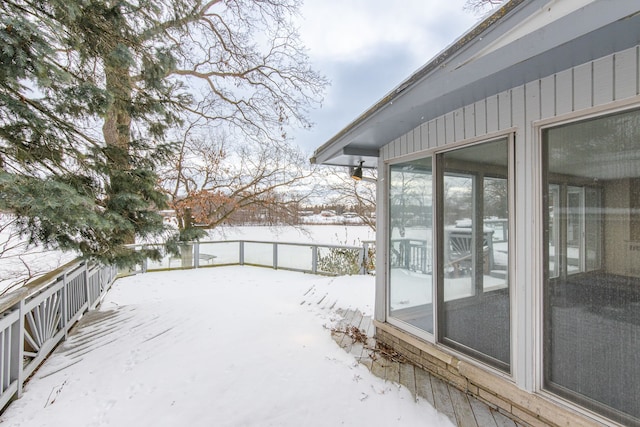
top-left (464, 0), bottom-right (503, 14)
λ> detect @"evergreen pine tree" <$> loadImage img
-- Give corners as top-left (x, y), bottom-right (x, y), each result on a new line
top-left (1, 0), bottom-right (325, 267)
top-left (1, 0), bottom-right (181, 266)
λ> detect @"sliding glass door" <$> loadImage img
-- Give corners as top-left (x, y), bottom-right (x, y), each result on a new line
top-left (437, 137), bottom-right (511, 372)
top-left (543, 108), bottom-right (640, 426)
top-left (388, 157), bottom-right (433, 334)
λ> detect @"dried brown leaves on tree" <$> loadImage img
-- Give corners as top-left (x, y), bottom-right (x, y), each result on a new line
top-left (159, 119), bottom-right (318, 230)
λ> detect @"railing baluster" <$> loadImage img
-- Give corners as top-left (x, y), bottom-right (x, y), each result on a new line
top-left (4, 328), bottom-right (10, 391)
top-left (15, 300), bottom-right (24, 398)
top-left (84, 264), bottom-right (91, 309)
top-left (61, 274), bottom-right (68, 337)
top-left (273, 243), bottom-right (278, 270)
top-left (0, 329), bottom-right (5, 393)
top-left (311, 246), bottom-right (318, 274)
top-left (0, 261), bottom-right (117, 409)
top-left (194, 242), bottom-right (200, 269)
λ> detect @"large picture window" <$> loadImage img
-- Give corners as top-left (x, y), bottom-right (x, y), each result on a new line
top-left (543, 108), bottom-right (640, 426)
top-left (388, 158), bottom-right (433, 333)
top-left (437, 138), bottom-right (511, 372)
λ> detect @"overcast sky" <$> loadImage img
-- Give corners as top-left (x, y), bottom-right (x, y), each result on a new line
top-left (292, 0), bottom-right (483, 155)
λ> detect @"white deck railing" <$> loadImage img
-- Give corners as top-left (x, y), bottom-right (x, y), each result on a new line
top-left (0, 261), bottom-right (118, 410)
top-left (130, 240), bottom-right (376, 276)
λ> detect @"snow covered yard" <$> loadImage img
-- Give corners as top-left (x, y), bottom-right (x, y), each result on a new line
top-left (1, 266), bottom-right (453, 427)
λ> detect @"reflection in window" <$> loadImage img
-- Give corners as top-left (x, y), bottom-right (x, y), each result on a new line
top-left (388, 158), bottom-right (433, 334)
top-left (438, 138), bottom-right (511, 372)
top-left (544, 109), bottom-right (640, 426)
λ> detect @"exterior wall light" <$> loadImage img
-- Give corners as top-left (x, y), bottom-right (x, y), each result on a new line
top-left (351, 161), bottom-right (364, 180)
top-left (350, 161), bottom-right (376, 183)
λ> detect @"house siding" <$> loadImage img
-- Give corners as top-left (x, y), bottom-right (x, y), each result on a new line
top-left (378, 44), bottom-right (640, 426)
top-left (382, 46), bottom-right (639, 163)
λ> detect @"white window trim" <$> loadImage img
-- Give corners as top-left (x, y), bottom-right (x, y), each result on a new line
top-left (382, 131), bottom-right (517, 372)
top-left (532, 98), bottom-right (640, 426)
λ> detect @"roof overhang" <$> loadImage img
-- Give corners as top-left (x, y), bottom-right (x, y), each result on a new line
top-left (311, 0), bottom-right (640, 168)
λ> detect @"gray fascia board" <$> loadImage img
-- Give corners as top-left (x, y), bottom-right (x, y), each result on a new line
top-left (341, 146), bottom-right (379, 158)
top-left (311, 0), bottom-right (529, 163)
top-left (312, 0), bottom-right (640, 166)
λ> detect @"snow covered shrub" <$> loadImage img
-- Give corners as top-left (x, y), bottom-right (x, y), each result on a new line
top-left (317, 247), bottom-right (362, 276)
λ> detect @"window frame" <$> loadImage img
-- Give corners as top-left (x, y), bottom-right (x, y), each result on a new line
top-left (435, 134), bottom-right (515, 373)
top-left (383, 131), bottom-right (516, 372)
top-left (535, 101), bottom-right (640, 427)
top-left (385, 153), bottom-right (437, 342)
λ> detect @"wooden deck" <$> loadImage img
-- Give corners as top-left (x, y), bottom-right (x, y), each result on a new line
top-left (330, 308), bottom-right (527, 427)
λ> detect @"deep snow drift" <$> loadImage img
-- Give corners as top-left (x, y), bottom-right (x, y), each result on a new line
top-left (2, 266), bottom-right (452, 427)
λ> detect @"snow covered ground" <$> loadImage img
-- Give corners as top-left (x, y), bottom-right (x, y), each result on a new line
top-left (0, 215), bottom-right (77, 295)
top-left (207, 224), bottom-right (375, 246)
top-left (1, 266), bottom-right (453, 427)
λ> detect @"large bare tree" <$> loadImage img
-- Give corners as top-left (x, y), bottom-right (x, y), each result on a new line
top-left (159, 118), bottom-right (318, 235)
top-left (1, 0), bottom-right (326, 266)
top-left (84, 0), bottom-right (326, 241)
top-left (326, 167), bottom-right (377, 231)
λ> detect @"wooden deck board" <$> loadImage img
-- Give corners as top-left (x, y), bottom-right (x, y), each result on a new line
top-left (348, 340), bottom-right (363, 356)
top-left (449, 386), bottom-right (479, 427)
top-left (385, 360), bottom-right (401, 384)
top-left (359, 315), bottom-right (372, 336)
top-left (399, 363), bottom-right (416, 399)
top-left (431, 373), bottom-right (458, 423)
top-left (329, 311), bottom-right (528, 427)
top-left (469, 396), bottom-right (499, 427)
top-left (370, 357), bottom-right (386, 379)
top-left (338, 309), bottom-right (358, 348)
top-left (493, 409), bottom-right (518, 427)
top-left (414, 367), bottom-right (436, 407)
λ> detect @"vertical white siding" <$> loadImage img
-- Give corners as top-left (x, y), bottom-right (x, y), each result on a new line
top-left (428, 120), bottom-right (437, 150)
top-left (475, 100), bottom-right (487, 136)
top-left (445, 112), bottom-right (455, 144)
top-left (464, 105), bottom-right (475, 140)
top-left (400, 133), bottom-right (409, 156)
top-left (436, 116), bottom-right (446, 149)
top-left (454, 108), bottom-right (465, 141)
top-left (419, 122), bottom-right (429, 151)
top-left (499, 90), bottom-right (512, 130)
top-left (540, 75), bottom-right (555, 119)
top-left (593, 54), bottom-right (614, 106)
top-left (486, 95), bottom-right (499, 134)
top-left (573, 62), bottom-right (592, 110)
top-left (409, 128), bottom-right (417, 154)
top-left (378, 44), bottom-right (640, 394)
top-left (381, 44), bottom-right (640, 162)
top-left (615, 46), bottom-right (638, 100)
top-left (555, 69), bottom-right (573, 115)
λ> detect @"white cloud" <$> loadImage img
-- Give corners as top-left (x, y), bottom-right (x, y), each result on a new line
top-left (298, 0), bottom-right (479, 64)
top-left (292, 0), bottom-right (484, 152)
